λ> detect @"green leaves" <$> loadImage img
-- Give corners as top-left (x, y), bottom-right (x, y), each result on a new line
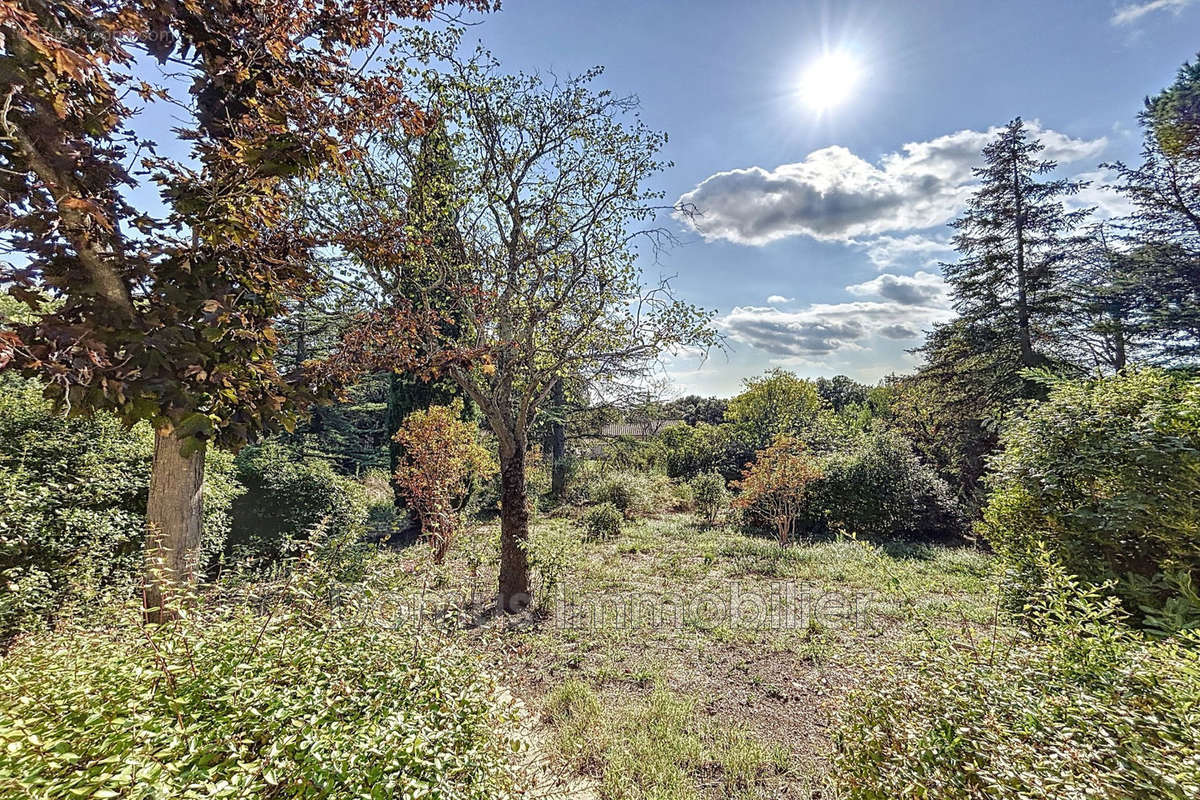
top-left (832, 583), bottom-right (1200, 800)
top-left (981, 368), bottom-right (1200, 628)
top-left (0, 562), bottom-right (523, 799)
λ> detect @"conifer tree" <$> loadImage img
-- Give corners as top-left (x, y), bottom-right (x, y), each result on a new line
top-left (1108, 55), bottom-right (1200, 363)
top-left (384, 123), bottom-right (474, 513)
top-left (939, 117), bottom-right (1090, 397)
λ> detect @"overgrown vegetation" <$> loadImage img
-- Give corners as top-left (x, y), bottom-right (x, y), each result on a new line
top-left (1, 4), bottom-right (1199, 798)
top-left (834, 570), bottom-right (1200, 800)
top-left (0, 539), bottom-right (523, 799)
top-left (0, 377), bottom-right (240, 640)
top-left (982, 368), bottom-right (1200, 628)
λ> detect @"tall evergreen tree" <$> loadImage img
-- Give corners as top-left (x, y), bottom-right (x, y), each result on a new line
top-left (383, 122), bottom-right (474, 512)
top-left (1108, 55), bottom-right (1200, 363)
top-left (1065, 225), bottom-right (1143, 372)
top-left (940, 117), bottom-right (1090, 397)
top-left (911, 119), bottom-right (1091, 499)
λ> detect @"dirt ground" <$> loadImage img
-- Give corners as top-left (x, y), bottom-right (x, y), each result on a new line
top-left (382, 513), bottom-right (996, 798)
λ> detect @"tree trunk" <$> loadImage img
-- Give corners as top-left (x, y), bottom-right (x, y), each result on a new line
top-left (1012, 155), bottom-right (1035, 369)
top-left (550, 379), bottom-right (567, 499)
top-left (144, 429), bottom-right (206, 623)
top-left (497, 442), bottom-right (532, 613)
top-left (387, 371), bottom-right (408, 511)
top-left (1111, 309), bottom-right (1128, 371)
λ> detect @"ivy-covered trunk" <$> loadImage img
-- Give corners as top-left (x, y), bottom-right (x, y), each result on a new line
top-left (497, 441), bottom-right (531, 613)
top-left (144, 430), bottom-right (206, 622)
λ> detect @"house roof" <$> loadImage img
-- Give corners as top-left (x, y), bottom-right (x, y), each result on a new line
top-left (596, 420), bottom-right (685, 438)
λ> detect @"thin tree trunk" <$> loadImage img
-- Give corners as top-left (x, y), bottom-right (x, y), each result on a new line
top-left (387, 372), bottom-right (408, 511)
top-left (1013, 153), bottom-right (1035, 368)
top-left (1111, 309), bottom-right (1127, 371)
top-left (497, 441), bottom-right (531, 613)
top-left (144, 429), bottom-right (206, 623)
top-left (550, 378), bottom-right (567, 499)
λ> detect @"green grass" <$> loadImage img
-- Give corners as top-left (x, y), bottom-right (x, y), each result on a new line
top-left (376, 510), bottom-right (999, 798)
top-left (544, 678), bottom-right (790, 800)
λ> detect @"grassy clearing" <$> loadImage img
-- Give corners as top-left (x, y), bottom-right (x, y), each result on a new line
top-left (544, 678), bottom-right (790, 800)
top-left (374, 512), bottom-right (998, 798)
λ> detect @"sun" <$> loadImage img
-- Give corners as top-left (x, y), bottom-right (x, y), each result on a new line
top-left (797, 50), bottom-right (863, 112)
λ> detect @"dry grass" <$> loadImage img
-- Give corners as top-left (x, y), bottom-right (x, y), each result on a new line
top-left (366, 512), bottom-right (998, 799)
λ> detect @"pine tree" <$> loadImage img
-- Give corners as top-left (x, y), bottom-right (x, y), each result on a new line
top-left (1065, 225), bottom-right (1143, 372)
top-left (1108, 55), bottom-right (1200, 363)
top-left (912, 119), bottom-right (1091, 499)
top-left (941, 117), bottom-right (1090, 396)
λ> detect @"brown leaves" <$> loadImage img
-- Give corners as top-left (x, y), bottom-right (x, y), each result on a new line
top-left (2, 0), bottom-right (497, 449)
top-left (60, 196), bottom-right (115, 232)
top-left (0, 331), bottom-right (21, 369)
top-left (318, 302), bottom-right (483, 387)
top-left (733, 435), bottom-right (823, 546)
top-left (393, 398), bottom-right (496, 562)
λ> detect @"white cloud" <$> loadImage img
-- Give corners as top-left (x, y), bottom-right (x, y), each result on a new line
top-left (766, 294), bottom-right (794, 304)
top-left (853, 234), bottom-right (955, 270)
top-left (676, 123), bottom-right (1106, 246)
top-left (719, 298), bottom-right (954, 357)
top-left (1069, 169), bottom-right (1136, 220)
top-left (845, 270), bottom-right (950, 306)
top-left (1112, 0), bottom-right (1196, 25)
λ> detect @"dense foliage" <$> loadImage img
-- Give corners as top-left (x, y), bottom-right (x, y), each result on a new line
top-left (660, 422), bottom-right (748, 481)
top-left (229, 444), bottom-right (368, 568)
top-left (0, 378), bottom-right (239, 640)
top-left (725, 369), bottom-right (824, 451)
top-left (733, 435), bottom-right (823, 546)
top-left (981, 369), bottom-right (1200, 627)
top-left (833, 573), bottom-right (1200, 800)
top-left (1107, 56), bottom-right (1200, 362)
top-left (581, 502), bottom-right (623, 540)
top-left (690, 472), bottom-right (728, 525)
top-left (0, 547), bottom-right (522, 799)
top-left (806, 430), bottom-right (967, 540)
top-left (393, 400), bottom-right (496, 562)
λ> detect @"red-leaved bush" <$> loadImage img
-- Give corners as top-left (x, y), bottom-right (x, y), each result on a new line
top-left (393, 400), bottom-right (496, 562)
top-left (733, 435), bottom-right (823, 546)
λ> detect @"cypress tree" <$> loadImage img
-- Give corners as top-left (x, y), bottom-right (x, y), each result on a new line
top-left (386, 121), bottom-right (476, 514)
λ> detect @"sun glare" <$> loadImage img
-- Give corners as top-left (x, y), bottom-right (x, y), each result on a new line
top-left (798, 50), bottom-right (863, 112)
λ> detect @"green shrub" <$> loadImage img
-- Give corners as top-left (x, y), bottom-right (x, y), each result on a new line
top-left (603, 436), bottom-right (665, 472)
top-left (581, 502), bottom-right (623, 540)
top-left (230, 443), bottom-right (368, 566)
top-left (690, 472), bottom-right (728, 524)
top-left (0, 378), bottom-right (240, 640)
top-left (725, 368), bottom-right (824, 452)
top-left (0, 550), bottom-right (523, 799)
top-left (643, 472), bottom-right (682, 514)
top-left (669, 480), bottom-right (696, 512)
top-left (807, 429), bottom-right (966, 540)
top-left (526, 520), bottom-right (585, 601)
top-left (659, 422), bottom-right (749, 481)
top-left (832, 572), bottom-right (1200, 800)
top-left (981, 369), bottom-right (1200, 625)
top-left (588, 471), bottom-right (646, 516)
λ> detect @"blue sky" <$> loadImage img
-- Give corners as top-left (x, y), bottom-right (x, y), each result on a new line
top-left (457, 0), bottom-right (1200, 396)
